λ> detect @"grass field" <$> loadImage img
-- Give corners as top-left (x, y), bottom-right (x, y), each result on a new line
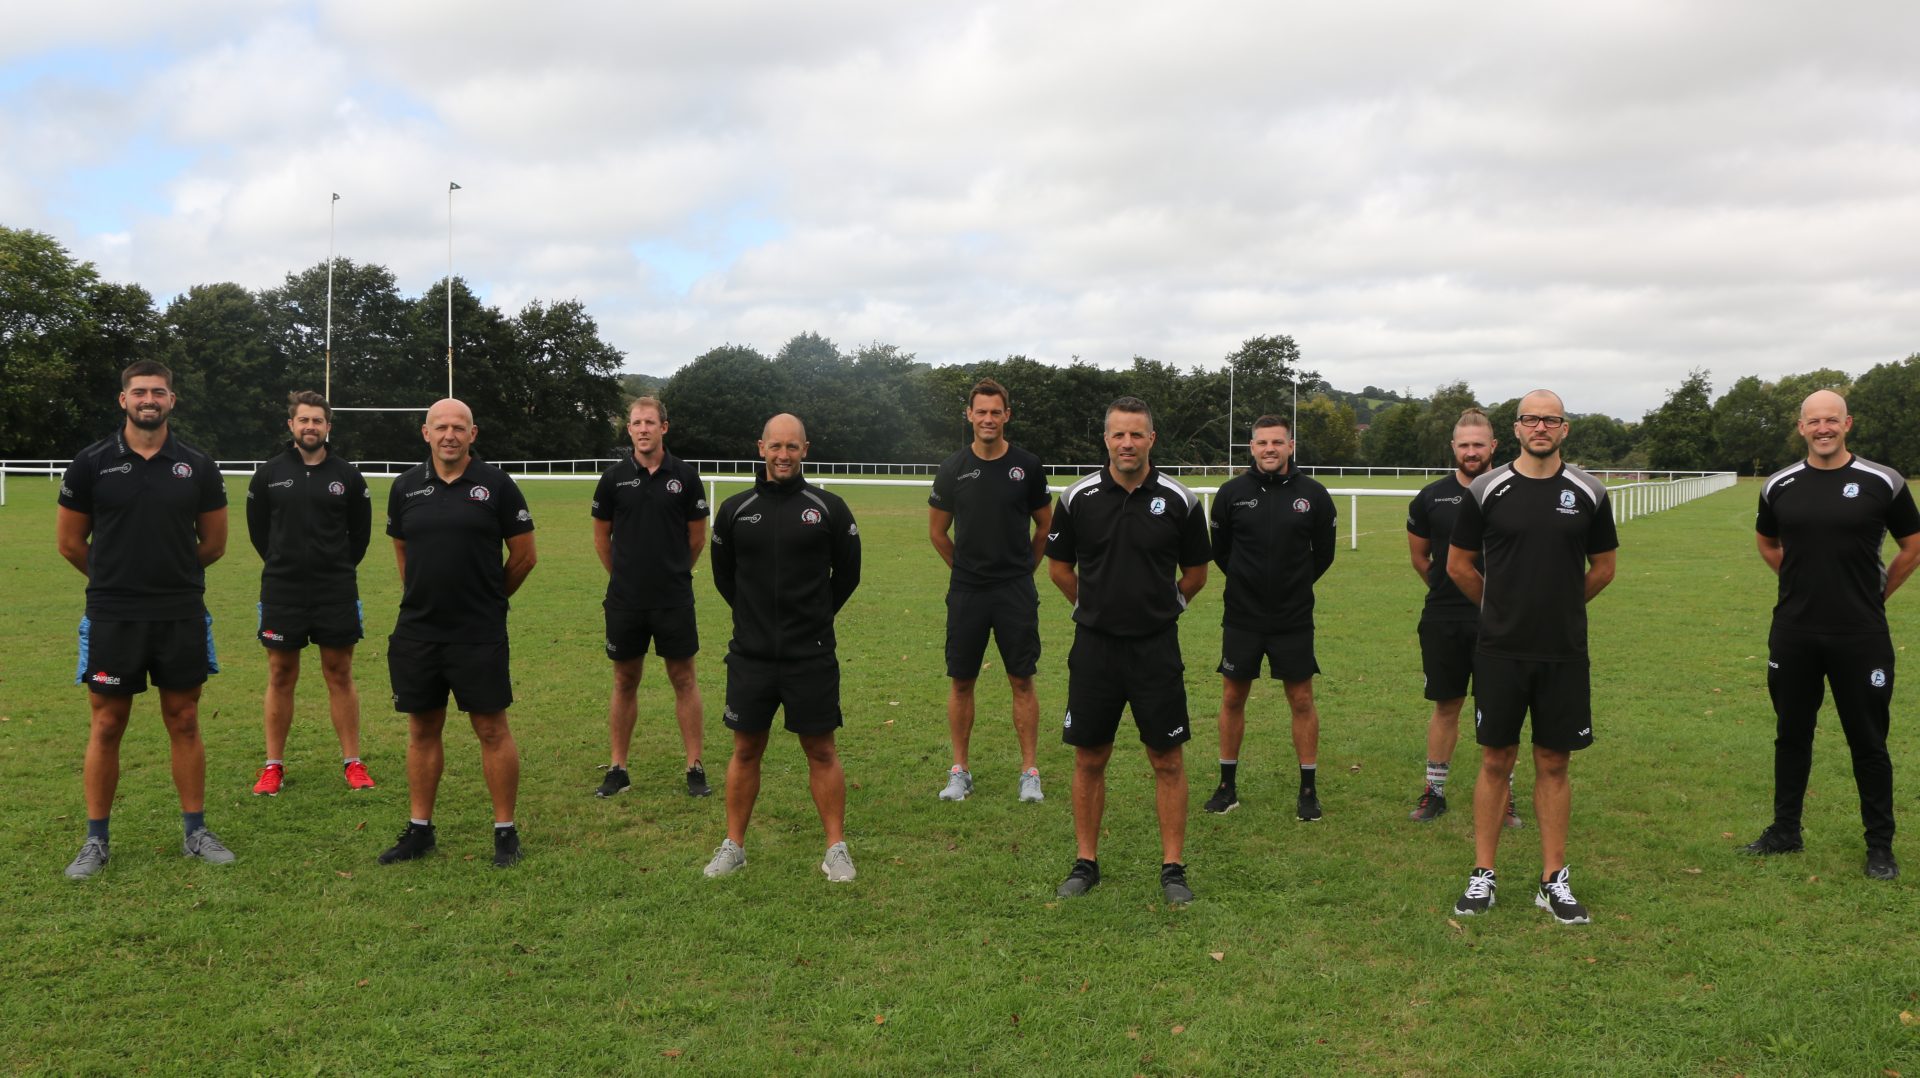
top-left (3, 468), bottom-right (1918, 1076)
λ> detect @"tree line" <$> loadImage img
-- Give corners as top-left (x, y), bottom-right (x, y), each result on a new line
top-left (7, 225), bottom-right (1918, 472)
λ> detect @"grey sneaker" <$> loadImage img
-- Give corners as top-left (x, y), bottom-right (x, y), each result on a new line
top-left (64, 837), bottom-right (110, 880)
top-left (703, 838), bottom-right (745, 878)
top-left (821, 841), bottom-right (857, 883)
top-left (938, 766), bottom-right (973, 801)
top-left (1018, 768), bottom-right (1044, 803)
top-left (183, 828), bottom-right (236, 865)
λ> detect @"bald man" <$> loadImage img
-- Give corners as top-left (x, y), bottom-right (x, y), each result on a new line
top-left (1745, 390), bottom-right (1920, 881)
top-left (377, 399), bottom-right (538, 868)
top-left (703, 414), bottom-right (863, 883)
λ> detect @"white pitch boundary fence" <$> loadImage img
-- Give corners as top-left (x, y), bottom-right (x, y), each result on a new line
top-left (0, 458), bottom-right (1737, 548)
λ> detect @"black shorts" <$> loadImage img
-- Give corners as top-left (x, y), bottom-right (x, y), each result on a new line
top-left (1063, 624), bottom-right (1192, 751)
top-left (388, 636), bottom-right (513, 714)
top-left (722, 651), bottom-right (842, 736)
top-left (945, 577), bottom-right (1041, 680)
top-left (1472, 653), bottom-right (1592, 752)
top-left (258, 601), bottom-right (363, 650)
top-left (1418, 620), bottom-right (1477, 701)
top-left (75, 615), bottom-right (219, 696)
top-left (605, 604), bottom-right (700, 662)
top-left (1217, 625), bottom-right (1318, 683)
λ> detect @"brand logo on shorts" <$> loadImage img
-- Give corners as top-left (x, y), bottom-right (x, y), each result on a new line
top-left (1768, 660), bottom-right (1779, 669)
top-left (172, 463), bottom-right (193, 478)
top-left (666, 479), bottom-right (683, 493)
top-left (328, 481), bottom-right (345, 496)
top-left (606, 640), bottom-right (617, 655)
top-left (1559, 490), bottom-right (1577, 509)
top-left (1008, 466), bottom-right (1026, 481)
top-left (1292, 498), bottom-right (1310, 513)
top-left (1169, 726), bottom-right (1185, 737)
top-left (1149, 497), bottom-right (1167, 515)
top-left (1843, 482), bottom-right (1861, 499)
top-left (801, 507), bottom-right (823, 524)
top-left (468, 486), bottom-right (491, 502)
top-left (1578, 727), bottom-right (1591, 737)
top-left (1870, 668), bottom-right (1888, 687)
top-left (261, 629), bottom-right (285, 642)
top-left (1221, 659), bottom-right (1236, 673)
top-left (90, 671), bottom-right (121, 686)
top-left (739, 514), bottom-right (763, 525)
top-left (1061, 710), bottom-right (1072, 729)
top-left (1046, 532), bottom-right (1059, 541)
top-left (724, 706), bottom-right (740, 721)
top-left (1474, 708), bottom-right (1483, 728)
top-left (269, 479), bottom-right (295, 489)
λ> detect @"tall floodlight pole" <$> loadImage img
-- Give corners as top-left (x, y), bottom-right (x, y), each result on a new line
top-left (325, 192), bottom-right (339, 399)
top-left (446, 181), bottom-right (461, 398)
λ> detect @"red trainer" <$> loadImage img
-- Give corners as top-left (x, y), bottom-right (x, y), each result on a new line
top-left (344, 760), bottom-right (376, 790)
top-left (252, 763), bottom-right (285, 796)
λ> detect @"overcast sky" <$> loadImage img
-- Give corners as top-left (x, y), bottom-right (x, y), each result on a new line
top-left (3, 2), bottom-right (1916, 420)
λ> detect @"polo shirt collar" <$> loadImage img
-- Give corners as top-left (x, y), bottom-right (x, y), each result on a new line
top-left (1101, 463), bottom-right (1162, 494)
top-left (115, 427), bottom-right (184, 461)
top-left (423, 455), bottom-right (484, 487)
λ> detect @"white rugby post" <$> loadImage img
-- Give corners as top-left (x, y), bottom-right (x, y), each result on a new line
top-left (325, 192), bottom-right (339, 399)
top-left (446, 181), bottom-right (460, 398)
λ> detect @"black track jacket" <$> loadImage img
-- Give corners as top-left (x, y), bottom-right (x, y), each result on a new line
top-left (710, 471), bottom-right (861, 661)
top-left (1209, 463), bottom-right (1337, 633)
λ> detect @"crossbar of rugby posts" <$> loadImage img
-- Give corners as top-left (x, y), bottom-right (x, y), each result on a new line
top-left (0, 464), bottom-right (1741, 552)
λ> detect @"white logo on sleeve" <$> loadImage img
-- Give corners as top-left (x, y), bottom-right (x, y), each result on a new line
top-left (516, 509), bottom-right (532, 522)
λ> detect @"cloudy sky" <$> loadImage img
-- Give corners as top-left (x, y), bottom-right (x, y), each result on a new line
top-left (3, 1), bottom-right (1916, 420)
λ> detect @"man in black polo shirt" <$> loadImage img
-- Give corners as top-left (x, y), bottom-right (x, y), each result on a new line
top-left (246, 390), bottom-right (374, 796)
top-left (1204, 414), bottom-right (1336, 821)
top-left (1447, 389), bottom-right (1617, 924)
top-left (1743, 389), bottom-right (1920, 881)
top-left (56, 359), bottom-right (235, 879)
top-left (702, 413), bottom-right (862, 883)
top-left (1047, 396), bottom-right (1211, 904)
top-left (1405, 408), bottom-right (1520, 827)
top-left (590, 396), bottom-right (711, 800)
top-left (928, 378), bottom-right (1053, 803)
top-left (376, 398), bottom-right (537, 869)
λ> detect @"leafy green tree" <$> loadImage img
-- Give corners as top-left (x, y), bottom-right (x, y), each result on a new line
top-left (1565, 413), bottom-right (1634, 468)
top-left (1772, 368), bottom-right (1852, 462)
top-left (259, 259), bottom-right (410, 459)
top-left (661, 344), bottom-right (787, 461)
top-left (1294, 394), bottom-right (1360, 465)
top-left (1709, 375), bottom-right (1784, 475)
top-left (1362, 401), bottom-right (1422, 466)
top-left (163, 283), bottom-right (276, 457)
top-left (1640, 369), bottom-right (1715, 470)
top-left (1847, 356), bottom-right (1920, 474)
top-left (513, 298), bottom-right (627, 458)
top-left (1415, 381), bottom-right (1482, 468)
top-left (1486, 398), bottom-right (1521, 466)
top-left (1222, 334), bottom-right (1317, 446)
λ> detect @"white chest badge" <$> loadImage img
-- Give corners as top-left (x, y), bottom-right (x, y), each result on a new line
top-left (1559, 490), bottom-right (1577, 509)
top-left (1149, 497), bottom-right (1167, 516)
top-left (1843, 482), bottom-right (1860, 499)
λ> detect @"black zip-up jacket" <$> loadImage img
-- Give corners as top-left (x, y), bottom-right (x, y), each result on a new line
top-left (710, 471), bottom-right (861, 661)
top-left (246, 443), bottom-right (372, 605)
top-left (1209, 463), bottom-right (1336, 633)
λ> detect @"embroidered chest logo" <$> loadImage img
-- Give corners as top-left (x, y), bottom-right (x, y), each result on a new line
top-left (1149, 497), bottom-right (1167, 516)
top-left (1559, 490), bottom-right (1577, 509)
top-left (1292, 498), bottom-right (1310, 513)
top-left (801, 508), bottom-right (823, 525)
top-left (468, 486), bottom-right (492, 502)
top-left (171, 463), bottom-right (193, 479)
top-left (328, 481), bottom-right (346, 496)
top-left (1843, 482), bottom-right (1860, 499)
top-left (1008, 466), bottom-right (1025, 481)
top-left (665, 479), bottom-right (683, 493)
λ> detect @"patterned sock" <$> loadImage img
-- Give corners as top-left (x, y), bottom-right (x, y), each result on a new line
top-left (1426, 760), bottom-right (1450, 796)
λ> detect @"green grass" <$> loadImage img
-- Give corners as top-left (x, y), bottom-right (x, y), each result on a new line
top-left (3, 471), bottom-right (1919, 1075)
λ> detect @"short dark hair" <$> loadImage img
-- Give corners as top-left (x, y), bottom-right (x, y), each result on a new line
top-left (1105, 395), bottom-right (1153, 429)
top-left (1252, 413), bottom-right (1291, 437)
top-left (287, 390), bottom-right (332, 421)
top-left (968, 379), bottom-right (1009, 410)
top-left (630, 396), bottom-right (669, 424)
top-left (120, 360), bottom-right (173, 390)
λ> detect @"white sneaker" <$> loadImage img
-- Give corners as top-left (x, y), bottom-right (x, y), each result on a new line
top-left (703, 838), bottom-right (746, 878)
top-left (821, 841), bottom-right (856, 883)
top-left (938, 766), bottom-right (972, 801)
top-left (1018, 768), bottom-right (1044, 803)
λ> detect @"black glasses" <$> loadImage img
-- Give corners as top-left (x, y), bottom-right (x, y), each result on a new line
top-left (1517, 415), bottom-right (1566, 429)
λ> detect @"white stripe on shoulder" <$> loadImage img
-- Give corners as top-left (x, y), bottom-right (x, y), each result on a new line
top-left (1562, 464), bottom-right (1608, 509)
top-left (1761, 461), bottom-right (1807, 501)
top-left (1850, 456), bottom-right (1905, 494)
top-left (1060, 472), bottom-right (1103, 511)
top-left (1152, 472), bottom-right (1199, 510)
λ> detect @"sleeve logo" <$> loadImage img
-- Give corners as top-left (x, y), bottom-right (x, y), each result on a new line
top-left (516, 509), bottom-right (532, 522)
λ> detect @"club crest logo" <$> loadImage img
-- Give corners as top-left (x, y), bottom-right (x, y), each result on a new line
top-left (516, 509), bottom-right (532, 522)
top-left (666, 479), bottom-right (683, 493)
top-left (1843, 482), bottom-right (1861, 499)
top-left (1559, 490), bottom-right (1577, 509)
top-left (1008, 466), bottom-right (1025, 481)
top-left (328, 481), bottom-right (345, 496)
top-left (1871, 668), bottom-right (1888, 687)
top-left (801, 507), bottom-right (823, 524)
top-left (1149, 497), bottom-right (1167, 515)
top-left (172, 463), bottom-right (193, 479)
top-left (468, 485), bottom-right (491, 502)
top-left (1292, 498), bottom-right (1310, 513)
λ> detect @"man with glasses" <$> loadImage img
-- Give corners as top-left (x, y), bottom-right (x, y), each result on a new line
top-left (1743, 390), bottom-right (1920, 880)
top-left (1447, 391), bottom-right (1617, 924)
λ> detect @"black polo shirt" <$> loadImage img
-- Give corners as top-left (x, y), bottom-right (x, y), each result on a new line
top-left (247, 444), bottom-right (372, 606)
top-left (1407, 474), bottom-right (1478, 624)
top-left (591, 450), bottom-right (708, 610)
top-left (929, 443), bottom-right (1051, 589)
top-left (1209, 463), bottom-right (1336, 634)
top-left (1757, 454), bottom-right (1920, 636)
top-left (1045, 466), bottom-right (1211, 638)
top-left (59, 428), bottom-right (228, 621)
top-left (1451, 462), bottom-right (1618, 662)
top-left (385, 457), bottom-right (535, 643)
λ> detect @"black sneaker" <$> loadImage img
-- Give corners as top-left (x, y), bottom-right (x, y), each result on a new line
top-left (1535, 866), bottom-right (1590, 924)
top-left (1160, 862), bottom-right (1194, 905)
top-left (378, 822), bottom-right (436, 864)
top-left (1453, 867), bottom-right (1496, 915)
top-left (1865, 846), bottom-right (1900, 881)
top-left (1741, 824), bottom-right (1804, 856)
top-left (686, 764), bottom-right (712, 798)
top-left (595, 765), bottom-right (630, 799)
top-left (493, 826), bottom-right (522, 868)
top-left (1202, 783), bottom-right (1239, 814)
top-left (1410, 787), bottom-right (1448, 822)
top-left (1296, 790), bottom-right (1323, 822)
top-left (1055, 858), bottom-right (1100, 898)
